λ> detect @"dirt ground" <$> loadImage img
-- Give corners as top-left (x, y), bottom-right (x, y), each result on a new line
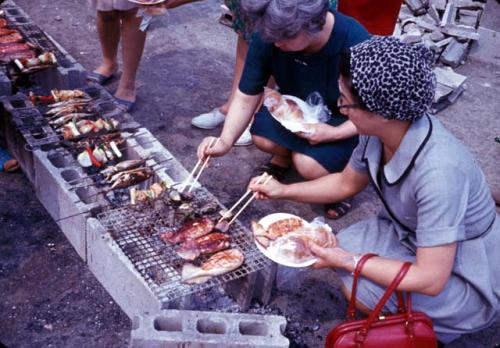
top-left (1, 0), bottom-right (500, 347)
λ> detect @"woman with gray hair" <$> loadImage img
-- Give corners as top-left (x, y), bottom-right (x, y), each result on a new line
top-left (249, 37), bottom-right (500, 345)
top-left (197, 0), bottom-right (370, 219)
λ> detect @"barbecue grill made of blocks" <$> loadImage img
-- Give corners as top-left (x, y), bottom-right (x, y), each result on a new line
top-left (130, 310), bottom-right (289, 348)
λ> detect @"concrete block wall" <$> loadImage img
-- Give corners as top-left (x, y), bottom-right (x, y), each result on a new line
top-left (87, 218), bottom-right (162, 318)
top-left (130, 310), bottom-right (289, 348)
top-left (0, 71), bottom-right (12, 96)
top-left (39, 32), bottom-right (87, 90)
top-left (33, 148), bottom-right (105, 260)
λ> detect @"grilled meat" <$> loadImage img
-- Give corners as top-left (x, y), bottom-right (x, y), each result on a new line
top-left (0, 32), bottom-right (22, 44)
top-left (130, 182), bottom-right (167, 205)
top-left (252, 217), bottom-right (304, 248)
top-left (109, 167), bottom-right (153, 189)
top-left (176, 232), bottom-right (231, 261)
top-left (181, 249), bottom-right (245, 284)
top-left (160, 217), bottom-right (214, 244)
top-left (101, 159), bottom-right (145, 179)
top-left (0, 28), bottom-right (18, 36)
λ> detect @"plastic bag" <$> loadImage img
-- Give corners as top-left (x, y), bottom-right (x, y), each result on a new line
top-left (137, 5), bottom-right (168, 32)
top-left (263, 88), bottom-right (331, 133)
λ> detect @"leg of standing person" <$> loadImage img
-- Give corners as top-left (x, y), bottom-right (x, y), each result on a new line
top-left (114, 8), bottom-right (147, 105)
top-left (93, 10), bottom-right (120, 79)
top-left (191, 34), bottom-right (254, 145)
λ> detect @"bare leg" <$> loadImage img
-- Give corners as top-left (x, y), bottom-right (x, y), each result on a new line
top-left (292, 152), bottom-right (329, 180)
top-left (94, 10), bottom-right (120, 77)
top-left (220, 35), bottom-right (248, 114)
top-left (115, 9), bottom-right (147, 102)
top-left (252, 134), bottom-right (291, 168)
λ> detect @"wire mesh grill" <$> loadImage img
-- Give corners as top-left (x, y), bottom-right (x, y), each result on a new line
top-left (97, 188), bottom-right (270, 304)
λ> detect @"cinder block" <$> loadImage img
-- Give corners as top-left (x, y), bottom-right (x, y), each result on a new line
top-left (1, 116), bottom-right (36, 184)
top-left (130, 310), bottom-right (289, 348)
top-left (223, 262), bottom-right (277, 311)
top-left (33, 149), bottom-right (105, 260)
top-left (128, 128), bottom-right (187, 186)
top-left (0, 71), bottom-right (11, 96)
top-left (87, 217), bottom-right (162, 318)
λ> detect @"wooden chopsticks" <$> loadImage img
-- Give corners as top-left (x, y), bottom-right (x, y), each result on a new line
top-left (180, 138), bottom-right (220, 193)
top-left (219, 172), bottom-right (273, 227)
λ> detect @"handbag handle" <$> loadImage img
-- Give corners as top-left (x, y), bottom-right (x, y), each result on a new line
top-left (346, 253), bottom-right (377, 319)
top-left (358, 262), bottom-right (413, 338)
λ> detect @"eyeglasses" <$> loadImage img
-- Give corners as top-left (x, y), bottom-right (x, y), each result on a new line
top-left (337, 95), bottom-right (361, 110)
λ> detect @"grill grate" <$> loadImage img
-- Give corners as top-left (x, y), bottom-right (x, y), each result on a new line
top-left (97, 188), bottom-right (270, 305)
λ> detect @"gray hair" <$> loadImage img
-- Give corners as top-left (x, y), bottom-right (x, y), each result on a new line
top-left (240, 0), bottom-right (330, 42)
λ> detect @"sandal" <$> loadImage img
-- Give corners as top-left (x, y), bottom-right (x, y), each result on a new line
top-left (257, 160), bottom-right (289, 182)
top-left (86, 70), bottom-right (118, 86)
top-left (324, 200), bottom-right (352, 220)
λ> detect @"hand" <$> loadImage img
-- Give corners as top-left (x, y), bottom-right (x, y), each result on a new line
top-left (309, 243), bottom-right (355, 271)
top-left (248, 175), bottom-right (286, 200)
top-left (296, 123), bottom-right (335, 145)
top-left (196, 136), bottom-right (231, 161)
top-left (140, 3), bottom-right (167, 15)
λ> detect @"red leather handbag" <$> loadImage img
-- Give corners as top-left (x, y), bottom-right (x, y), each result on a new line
top-left (325, 254), bottom-right (437, 348)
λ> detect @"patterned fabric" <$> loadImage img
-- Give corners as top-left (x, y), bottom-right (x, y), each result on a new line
top-left (350, 36), bottom-right (436, 121)
top-left (224, 0), bottom-right (253, 40)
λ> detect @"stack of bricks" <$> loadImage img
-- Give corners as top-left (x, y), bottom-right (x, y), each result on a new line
top-left (395, 0), bottom-right (487, 112)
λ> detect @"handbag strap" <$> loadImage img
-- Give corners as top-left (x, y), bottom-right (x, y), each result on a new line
top-left (346, 253), bottom-right (377, 319)
top-left (362, 262), bottom-right (412, 331)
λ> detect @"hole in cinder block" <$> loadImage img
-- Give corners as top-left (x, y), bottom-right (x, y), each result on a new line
top-left (7, 9), bottom-right (20, 15)
top-left (48, 152), bottom-right (74, 168)
top-left (153, 317), bottom-right (183, 332)
top-left (150, 152), bottom-right (170, 165)
top-left (15, 17), bottom-right (28, 23)
top-left (98, 102), bottom-right (116, 113)
top-left (196, 318), bottom-right (227, 335)
top-left (135, 135), bottom-right (154, 150)
top-left (61, 169), bottom-right (82, 184)
top-left (58, 58), bottom-right (71, 69)
top-left (31, 128), bottom-right (46, 139)
top-left (21, 115), bottom-right (34, 126)
top-left (75, 187), bottom-right (97, 204)
top-left (11, 99), bottom-right (26, 108)
top-left (239, 321), bottom-right (268, 336)
top-left (84, 87), bottom-right (101, 99)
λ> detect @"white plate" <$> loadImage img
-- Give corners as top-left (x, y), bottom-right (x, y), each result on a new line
top-left (254, 213), bottom-right (319, 268)
top-left (127, 0), bottom-right (165, 5)
top-left (268, 95), bottom-right (318, 133)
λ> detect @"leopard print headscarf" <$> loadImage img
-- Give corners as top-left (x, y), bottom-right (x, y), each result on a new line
top-left (350, 36), bottom-right (436, 121)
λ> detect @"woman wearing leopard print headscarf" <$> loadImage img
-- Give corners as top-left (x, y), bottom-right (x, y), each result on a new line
top-left (249, 36), bottom-right (500, 345)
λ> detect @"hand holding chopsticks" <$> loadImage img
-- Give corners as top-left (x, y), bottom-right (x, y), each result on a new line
top-left (180, 137), bottom-right (220, 193)
top-left (219, 172), bottom-right (273, 227)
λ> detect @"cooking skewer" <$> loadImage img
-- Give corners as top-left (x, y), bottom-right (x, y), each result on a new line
top-left (66, 157), bottom-right (174, 189)
top-left (23, 127), bottom-right (144, 152)
top-left (179, 137), bottom-right (220, 194)
top-left (219, 173), bottom-right (273, 227)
